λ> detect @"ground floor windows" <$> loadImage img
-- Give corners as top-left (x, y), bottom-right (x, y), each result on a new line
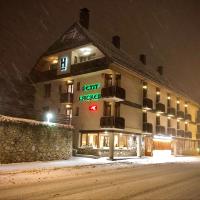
top-left (80, 133), bottom-right (137, 150)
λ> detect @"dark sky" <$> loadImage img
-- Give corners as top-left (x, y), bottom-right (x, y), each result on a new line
top-left (0, 0), bottom-right (200, 102)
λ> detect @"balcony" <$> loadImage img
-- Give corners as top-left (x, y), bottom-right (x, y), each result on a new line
top-left (167, 107), bottom-right (176, 117)
top-left (101, 86), bottom-right (125, 101)
top-left (177, 129), bottom-right (185, 137)
top-left (185, 131), bottom-right (192, 138)
top-left (143, 98), bottom-right (153, 110)
top-left (60, 93), bottom-right (73, 103)
top-left (167, 127), bottom-right (176, 136)
top-left (156, 103), bottom-right (165, 113)
top-left (196, 134), bottom-right (200, 139)
top-left (177, 111), bottom-right (184, 119)
top-left (100, 116), bottom-right (125, 129)
top-left (143, 123), bottom-right (153, 133)
top-left (156, 125), bottom-right (166, 134)
top-left (185, 114), bottom-right (192, 122)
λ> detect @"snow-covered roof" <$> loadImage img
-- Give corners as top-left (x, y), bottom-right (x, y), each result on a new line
top-left (42, 22), bottom-right (199, 106)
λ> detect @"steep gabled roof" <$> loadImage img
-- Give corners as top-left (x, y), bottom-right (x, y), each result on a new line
top-left (42, 22), bottom-right (198, 106)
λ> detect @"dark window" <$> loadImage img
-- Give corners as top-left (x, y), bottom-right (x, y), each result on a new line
top-left (115, 102), bottom-right (120, 117)
top-left (185, 123), bottom-right (188, 131)
top-left (177, 101), bottom-right (180, 111)
top-left (44, 83), bottom-right (51, 98)
top-left (177, 121), bottom-right (180, 129)
top-left (185, 104), bottom-right (188, 114)
top-left (167, 118), bottom-right (171, 127)
top-left (143, 82), bottom-right (147, 98)
top-left (74, 56), bottom-right (78, 64)
top-left (104, 102), bottom-right (111, 116)
top-left (75, 107), bottom-right (79, 116)
top-left (167, 95), bottom-right (171, 107)
top-left (156, 115), bottom-right (160, 126)
top-left (116, 74), bottom-right (121, 87)
top-left (143, 112), bottom-right (147, 123)
top-left (59, 85), bottom-right (62, 93)
top-left (105, 74), bottom-right (112, 87)
top-left (156, 88), bottom-right (160, 103)
top-left (77, 82), bottom-right (80, 91)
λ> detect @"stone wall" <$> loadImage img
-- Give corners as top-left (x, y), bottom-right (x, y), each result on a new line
top-left (0, 115), bottom-right (73, 164)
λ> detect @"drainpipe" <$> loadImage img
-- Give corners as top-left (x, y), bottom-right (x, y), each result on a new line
top-left (109, 71), bottom-right (116, 160)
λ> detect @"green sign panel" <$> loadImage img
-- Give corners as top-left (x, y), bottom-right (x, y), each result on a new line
top-left (82, 83), bottom-right (101, 91)
top-left (79, 93), bottom-right (101, 101)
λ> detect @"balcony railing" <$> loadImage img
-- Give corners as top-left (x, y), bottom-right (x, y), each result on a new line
top-left (143, 123), bottom-right (153, 133)
top-left (185, 131), bottom-right (192, 138)
top-left (56, 114), bottom-right (72, 125)
top-left (143, 98), bottom-right (153, 110)
top-left (100, 116), bottom-right (125, 129)
top-left (167, 127), bottom-right (176, 136)
top-left (177, 111), bottom-right (184, 119)
top-left (177, 129), bottom-right (185, 137)
top-left (156, 125), bottom-right (166, 134)
top-left (156, 103), bottom-right (165, 113)
top-left (167, 107), bottom-right (176, 117)
top-left (185, 114), bottom-right (192, 122)
top-left (101, 86), bottom-right (125, 100)
top-left (196, 134), bottom-right (200, 139)
top-left (60, 93), bottom-right (73, 103)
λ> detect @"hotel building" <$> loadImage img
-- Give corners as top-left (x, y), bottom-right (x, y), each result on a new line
top-left (30, 8), bottom-right (200, 159)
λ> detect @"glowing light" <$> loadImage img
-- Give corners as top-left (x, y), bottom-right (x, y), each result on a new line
top-left (156, 91), bottom-right (160, 95)
top-left (66, 104), bottom-right (71, 108)
top-left (67, 80), bottom-right (73, 83)
top-left (177, 100), bottom-right (180, 104)
top-left (120, 133), bottom-right (122, 136)
top-left (46, 112), bottom-right (53, 123)
top-left (143, 85), bottom-right (147, 89)
top-left (156, 113), bottom-right (160, 116)
top-left (185, 104), bottom-right (188, 107)
top-left (153, 135), bottom-right (172, 142)
top-left (167, 96), bottom-right (171, 100)
top-left (52, 59), bottom-right (58, 64)
top-left (80, 47), bottom-right (92, 56)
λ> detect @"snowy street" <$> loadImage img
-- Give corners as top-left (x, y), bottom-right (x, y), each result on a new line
top-left (0, 156), bottom-right (200, 200)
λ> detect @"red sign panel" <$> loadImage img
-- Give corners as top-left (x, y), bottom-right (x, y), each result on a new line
top-left (89, 105), bottom-right (97, 111)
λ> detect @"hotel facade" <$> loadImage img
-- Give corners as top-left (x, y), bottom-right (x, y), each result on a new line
top-left (31, 8), bottom-right (200, 159)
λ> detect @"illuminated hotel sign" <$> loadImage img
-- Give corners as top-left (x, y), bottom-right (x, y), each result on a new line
top-left (79, 93), bottom-right (101, 101)
top-left (60, 56), bottom-right (68, 71)
top-left (82, 83), bottom-right (101, 91)
top-left (79, 83), bottom-right (101, 102)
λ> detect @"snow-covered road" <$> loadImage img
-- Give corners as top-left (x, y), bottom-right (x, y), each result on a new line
top-left (0, 158), bottom-right (200, 199)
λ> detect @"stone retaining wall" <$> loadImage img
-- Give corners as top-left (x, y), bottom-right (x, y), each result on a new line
top-left (0, 115), bottom-right (73, 164)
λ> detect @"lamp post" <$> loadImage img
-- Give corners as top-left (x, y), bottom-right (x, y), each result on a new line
top-left (46, 112), bottom-right (53, 123)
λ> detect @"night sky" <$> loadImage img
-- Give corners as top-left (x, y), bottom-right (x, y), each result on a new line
top-left (0, 0), bottom-right (200, 112)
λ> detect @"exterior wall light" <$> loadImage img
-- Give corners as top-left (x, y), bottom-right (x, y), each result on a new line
top-left (167, 96), bottom-right (171, 100)
top-left (156, 91), bottom-right (160, 95)
top-left (143, 85), bottom-right (147, 89)
top-left (185, 104), bottom-right (188, 107)
top-left (177, 100), bottom-right (180, 104)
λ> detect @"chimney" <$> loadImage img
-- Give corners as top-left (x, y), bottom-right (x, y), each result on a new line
top-left (112, 35), bottom-right (120, 49)
top-left (157, 66), bottom-right (163, 75)
top-left (140, 54), bottom-right (146, 65)
top-left (79, 8), bottom-right (90, 29)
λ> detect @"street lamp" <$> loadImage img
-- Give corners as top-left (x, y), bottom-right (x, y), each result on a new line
top-left (46, 112), bottom-right (53, 123)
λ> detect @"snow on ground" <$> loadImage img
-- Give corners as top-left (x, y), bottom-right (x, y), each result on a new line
top-left (1, 155), bottom-right (200, 174)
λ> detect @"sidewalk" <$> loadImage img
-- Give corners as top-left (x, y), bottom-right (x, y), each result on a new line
top-left (0, 156), bottom-right (200, 174)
